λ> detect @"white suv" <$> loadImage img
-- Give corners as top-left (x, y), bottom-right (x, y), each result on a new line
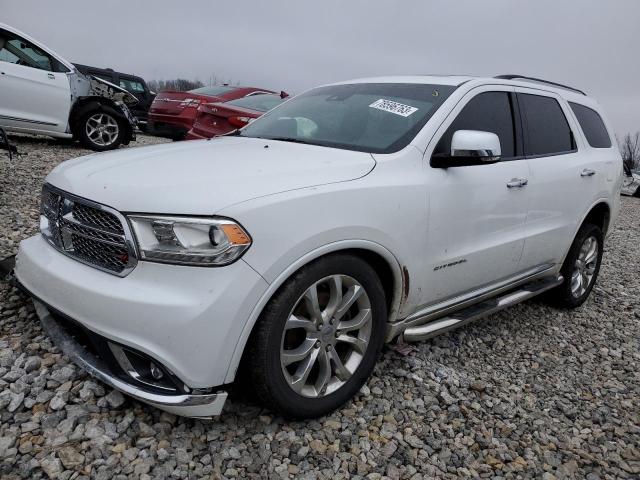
top-left (0, 23), bottom-right (138, 151)
top-left (13, 75), bottom-right (623, 418)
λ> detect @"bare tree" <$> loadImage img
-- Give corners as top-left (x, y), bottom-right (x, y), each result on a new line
top-left (618, 132), bottom-right (640, 171)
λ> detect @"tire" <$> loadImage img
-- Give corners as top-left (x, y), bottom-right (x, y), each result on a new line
top-left (547, 223), bottom-right (603, 308)
top-left (77, 107), bottom-right (126, 151)
top-left (245, 254), bottom-right (387, 418)
top-left (634, 185), bottom-right (640, 198)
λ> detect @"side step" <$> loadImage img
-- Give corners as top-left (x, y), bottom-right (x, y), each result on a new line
top-left (400, 275), bottom-right (563, 343)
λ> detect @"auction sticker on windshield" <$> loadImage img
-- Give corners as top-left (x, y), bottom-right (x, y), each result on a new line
top-left (369, 99), bottom-right (418, 117)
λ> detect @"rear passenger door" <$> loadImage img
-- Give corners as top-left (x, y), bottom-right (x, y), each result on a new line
top-left (516, 89), bottom-right (600, 270)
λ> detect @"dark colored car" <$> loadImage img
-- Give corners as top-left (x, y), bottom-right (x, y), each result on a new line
top-left (147, 85), bottom-right (276, 140)
top-left (73, 64), bottom-right (156, 129)
top-left (185, 93), bottom-right (287, 140)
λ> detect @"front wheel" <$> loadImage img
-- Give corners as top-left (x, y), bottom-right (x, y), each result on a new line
top-left (77, 108), bottom-right (126, 151)
top-left (547, 223), bottom-right (603, 308)
top-left (245, 254), bottom-right (387, 418)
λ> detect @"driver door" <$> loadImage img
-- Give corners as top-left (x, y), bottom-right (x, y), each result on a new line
top-left (0, 28), bottom-right (71, 134)
top-left (420, 87), bottom-right (532, 306)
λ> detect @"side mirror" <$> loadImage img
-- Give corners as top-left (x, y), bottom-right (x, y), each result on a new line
top-left (432, 130), bottom-right (501, 168)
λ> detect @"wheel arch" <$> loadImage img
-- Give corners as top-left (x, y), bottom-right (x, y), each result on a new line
top-left (69, 97), bottom-right (133, 142)
top-left (560, 199), bottom-right (611, 267)
top-left (582, 201), bottom-right (611, 236)
top-left (224, 240), bottom-right (405, 384)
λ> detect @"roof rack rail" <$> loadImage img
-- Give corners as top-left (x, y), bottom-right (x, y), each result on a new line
top-left (495, 74), bottom-right (586, 96)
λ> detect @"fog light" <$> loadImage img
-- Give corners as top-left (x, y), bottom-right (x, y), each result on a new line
top-left (150, 362), bottom-right (163, 380)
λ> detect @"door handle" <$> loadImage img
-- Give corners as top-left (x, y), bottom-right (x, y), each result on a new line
top-left (506, 178), bottom-right (528, 188)
top-left (581, 168), bottom-right (596, 177)
top-left (47, 73), bottom-right (55, 80)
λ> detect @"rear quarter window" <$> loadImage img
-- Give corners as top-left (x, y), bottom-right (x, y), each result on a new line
top-left (569, 102), bottom-right (612, 148)
top-left (519, 93), bottom-right (575, 156)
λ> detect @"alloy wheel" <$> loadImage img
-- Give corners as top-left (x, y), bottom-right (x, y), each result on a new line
top-left (570, 235), bottom-right (598, 298)
top-left (86, 113), bottom-right (119, 147)
top-left (280, 274), bottom-right (372, 398)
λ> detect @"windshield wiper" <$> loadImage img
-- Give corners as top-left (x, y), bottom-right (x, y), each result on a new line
top-left (262, 137), bottom-right (319, 146)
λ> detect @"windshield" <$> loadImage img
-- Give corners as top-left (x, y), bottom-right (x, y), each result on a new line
top-left (239, 83), bottom-right (456, 153)
top-left (226, 94), bottom-right (285, 112)
top-left (189, 86), bottom-right (235, 96)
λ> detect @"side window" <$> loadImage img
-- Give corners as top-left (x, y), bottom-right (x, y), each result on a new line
top-left (0, 30), bottom-right (54, 71)
top-left (119, 78), bottom-right (146, 93)
top-left (433, 92), bottom-right (516, 159)
top-left (519, 94), bottom-right (575, 156)
top-left (569, 102), bottom-right (612, 148)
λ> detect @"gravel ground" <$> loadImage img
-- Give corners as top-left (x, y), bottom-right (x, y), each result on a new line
top-left (0, 135), bottom-right (639, 479)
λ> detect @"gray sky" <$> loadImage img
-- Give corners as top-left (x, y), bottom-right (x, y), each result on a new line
top-left (4, 0), bottom-right (639, 136)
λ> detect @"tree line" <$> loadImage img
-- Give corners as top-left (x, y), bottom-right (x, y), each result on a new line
top-left (147, 77), bottom-right (240, 93)
top-left (147, 79), bottom-right (205, 92)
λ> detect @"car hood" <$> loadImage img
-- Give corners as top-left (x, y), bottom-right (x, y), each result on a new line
top-left (46, 137), bottom-right (376, 214)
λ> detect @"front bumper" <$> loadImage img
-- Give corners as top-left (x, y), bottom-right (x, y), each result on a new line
top-left (32, 298), bottom-right (227, 418)
top-left (14, 234), bottom-right (269, 395)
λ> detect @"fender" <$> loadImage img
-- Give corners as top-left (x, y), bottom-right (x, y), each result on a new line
top-left (223, 239), bottom-right (405, 384)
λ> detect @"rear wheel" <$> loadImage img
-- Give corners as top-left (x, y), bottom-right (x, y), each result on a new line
top-left (547, 223), bottom-right (603, 308)
top-left (77, 107), bottom-right (126, 151)
top-left (245, 254), bottom-right (386, 418)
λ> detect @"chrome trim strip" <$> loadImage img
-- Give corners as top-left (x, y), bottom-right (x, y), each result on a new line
top-left (387, 263), bottom-right (557, 340)
top-left (62, 213), bottom-right (127, 241)
top-left (60, 226), bottom-right (125, 248)
top-left (0, 114), bottom-right (58, 127)
top-left (108, 343), bottom-right (176, 392)
top-left (33, 300), bottom-right (227, 418)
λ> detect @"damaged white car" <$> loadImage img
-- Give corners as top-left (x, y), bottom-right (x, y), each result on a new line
top-left (0, 23), bottom-right (137, 151)
top-left (622, 163), bottom-right (640, 197)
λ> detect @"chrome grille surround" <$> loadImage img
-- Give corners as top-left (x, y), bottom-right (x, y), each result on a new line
top-left (40, 184), bottom-right (138, 276)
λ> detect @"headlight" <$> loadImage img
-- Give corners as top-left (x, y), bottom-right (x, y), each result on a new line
top-left (127, 215), bottom-right (251, 266)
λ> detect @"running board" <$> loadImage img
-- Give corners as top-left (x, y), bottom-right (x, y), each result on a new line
top-left (400, 275), bottom-right (563, 343)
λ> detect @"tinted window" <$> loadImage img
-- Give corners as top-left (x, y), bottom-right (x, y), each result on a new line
top-left (0, 29), bottom-right (53, 71)
top-left (226, 94), bottom-right (284, 112)
top-left (433, 92), bottom-right (516, 158)
top-left (120, 78), bottom-right (146, 93)
top-left (519, 94), bottom-right (574, 156)
top-left (569, 102), bottom-right (611, 148)
top-left (240, 83), bottom-right (457, 154)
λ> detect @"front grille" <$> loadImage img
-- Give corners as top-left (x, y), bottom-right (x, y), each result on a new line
top-left (40, 184), bottom-right (137, 276)
top-left (72, 203), bottom-right (124, 234)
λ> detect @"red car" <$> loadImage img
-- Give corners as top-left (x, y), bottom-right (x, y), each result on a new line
top-left (148, 85), bottom-right (275, 140)
top-left (185, 93), bottom-right (288, 140)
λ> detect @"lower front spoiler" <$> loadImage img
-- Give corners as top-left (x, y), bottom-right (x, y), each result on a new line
top-left (32, 298), bottom-right (228, 418)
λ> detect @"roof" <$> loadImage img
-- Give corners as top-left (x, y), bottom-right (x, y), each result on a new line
top-left (328, 74), bottom-right (595, 105)
top-left (330, 75), bottom-right (475, 87)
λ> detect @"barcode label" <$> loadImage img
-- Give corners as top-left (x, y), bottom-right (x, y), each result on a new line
top-left (369, 99), bottom-right (418, 117)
